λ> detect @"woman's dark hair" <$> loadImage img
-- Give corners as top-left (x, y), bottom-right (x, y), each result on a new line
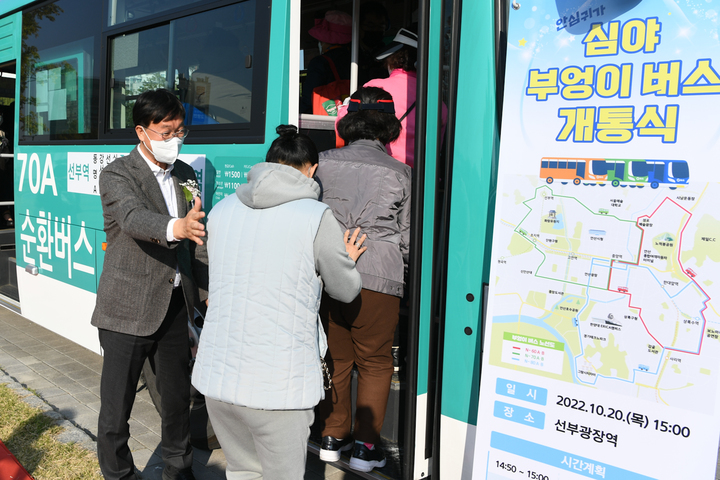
top-left (385, 46), bottom-right (417, 72)
top-left (133, 88), bottom-right (185, 127)
top-left (337, 87), bottom-right (401, 145)
top-left (265, 125), bottom-right (319, 168)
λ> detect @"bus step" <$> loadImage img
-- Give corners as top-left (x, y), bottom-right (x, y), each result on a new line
top-left (307, 440), bottom-right (399, 480)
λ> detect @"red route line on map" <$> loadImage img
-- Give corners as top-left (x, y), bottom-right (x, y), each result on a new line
top-left (605, 197), bottom-right (711, 356)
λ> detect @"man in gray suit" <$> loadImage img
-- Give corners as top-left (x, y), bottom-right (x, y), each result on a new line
top-left (92, 89), bottom-right (208, 480)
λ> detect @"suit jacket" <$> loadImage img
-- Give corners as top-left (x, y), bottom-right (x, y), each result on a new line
top-left (91, 147), bottom-right (209, 337)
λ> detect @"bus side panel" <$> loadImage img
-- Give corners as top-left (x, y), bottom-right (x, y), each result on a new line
top-left (0, 1), bottom-right (35, 16)
top-left (17, 262), bottom-right (100, 353)
top-left (268, 0), bottom-right (291, 129)
top-left (440, 415), bottom-right (477, 479)
top-left (10, 0), bottom-right (293, 354)
top-left (439, 0), bottom-right (498, 477)
top-left (0, 12), bottom-right (21, 63)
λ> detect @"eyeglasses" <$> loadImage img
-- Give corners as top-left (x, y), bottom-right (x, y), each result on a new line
top-left (145, 126), bottom-right (190, 141)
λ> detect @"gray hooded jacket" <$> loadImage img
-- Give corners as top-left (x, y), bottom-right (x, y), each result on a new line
top-left (317, 139), bottom-right (411, 297)
top-left (236, 162), bottom-right (363, 302)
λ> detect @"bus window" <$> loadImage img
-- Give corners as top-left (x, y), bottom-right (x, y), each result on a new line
top-left (299, 8), bottom-right (352, 116)
top-left (558, 161), bottom-right (566, 169)
top-left (20, 0), bottom-right (101, 141)
top-left (548, 160), bottom-right (557, 168)
top-left (591, 159), bottom-right (607, 175)
top-left (107, 0), bottom-right (203, 26)
top-left (568, 161), bottom-right (576, 169)
top-left (630, 160), bottom-right (648, 177)
top-left (541, 160), bottom-right (548, 168)
top-left (671, 160), bottom-right (689, 180)
top-left (108, 0), bottom-right (269, 141)
top-left (297, 0), bottom-right (418, 149)
top-left (109, 26), bottom-right (170, 129)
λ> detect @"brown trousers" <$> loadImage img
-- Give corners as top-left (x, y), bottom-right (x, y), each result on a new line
top-left (316, 288), bottom-right (400, 444)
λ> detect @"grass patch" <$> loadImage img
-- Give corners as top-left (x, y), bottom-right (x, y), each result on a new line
top-left (0, 382), bottom-right (102, 479)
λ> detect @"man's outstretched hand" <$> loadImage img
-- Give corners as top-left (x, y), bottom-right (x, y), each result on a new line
top-left (174, 197), bottom-right (206, 245)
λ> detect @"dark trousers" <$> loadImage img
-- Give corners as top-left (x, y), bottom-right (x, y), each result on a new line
top-left (317, 288), bottom-right (400, 445)
top-left (97, 288), bottom-right (192, 480)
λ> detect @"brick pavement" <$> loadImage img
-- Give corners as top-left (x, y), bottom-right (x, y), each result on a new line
top-left (0, 306), bottom-right (365, 480)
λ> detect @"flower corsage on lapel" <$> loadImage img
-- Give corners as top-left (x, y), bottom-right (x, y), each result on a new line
top-left (180, 180), bottom-right (201, 204)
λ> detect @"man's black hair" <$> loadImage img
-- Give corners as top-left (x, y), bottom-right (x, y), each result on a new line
top-left (360, 1), bottom-right (389, 27)
top-left (266, 125), bottom-right (319, 168)
top-left (133, 88), bottom-right (185, 127)
top-left (337, 87), bottom-right (401, 145)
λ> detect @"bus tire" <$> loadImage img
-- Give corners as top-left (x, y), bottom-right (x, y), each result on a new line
top-left (546, 177), bottom-right (554, 184)
top-left (141, 359), bottom-right (221, 451)
top-left (611, 180), bottom-right (620, 187)
top-left (651, 181), bottom-right (659, 189)
top-left (573, 178), bottom-right (581, 185)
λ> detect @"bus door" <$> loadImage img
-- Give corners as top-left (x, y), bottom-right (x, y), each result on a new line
top-left (0, 0), bottom-right (20, 314)
top-left (613, 161), bottom-right (625, 183)
top-left (294, 0), bottom-right (434, 478)
top-left (575, 160), bottom-right (585, 178)
top-left (653, 161), bottom-right (666, 182)
top-left (427, 0), bottom-right (503, 477)
top-left (0, 62), bottom-right (18, 310)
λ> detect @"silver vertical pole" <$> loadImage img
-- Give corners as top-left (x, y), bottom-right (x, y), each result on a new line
top-left (350, 0), bottom-right (360, 94)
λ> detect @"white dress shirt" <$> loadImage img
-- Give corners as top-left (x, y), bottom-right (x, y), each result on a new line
top-left (139, 145), bottom-right (181, 287)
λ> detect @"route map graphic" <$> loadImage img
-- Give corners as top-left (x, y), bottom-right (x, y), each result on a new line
top-left (490, 177), bottom-right (720, 414)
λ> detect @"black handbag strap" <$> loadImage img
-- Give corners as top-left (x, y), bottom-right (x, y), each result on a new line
top-left (399, 102), bottom-right (416, 122)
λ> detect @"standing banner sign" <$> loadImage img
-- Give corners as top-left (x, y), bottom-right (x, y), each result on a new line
top-left (473, 0), bottom-right (720, 479)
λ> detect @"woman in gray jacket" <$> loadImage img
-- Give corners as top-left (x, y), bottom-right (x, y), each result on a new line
top-left (314, 87), bottom-right (411, 473)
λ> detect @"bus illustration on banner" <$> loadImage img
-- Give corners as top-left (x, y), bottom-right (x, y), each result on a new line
top-left (539, 157), bottom-right (690, 188)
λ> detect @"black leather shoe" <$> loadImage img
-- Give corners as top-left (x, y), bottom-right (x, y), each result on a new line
top-left (319, 435), bottom-right (353, 462)
top-left (162, 465), bottom-right (196, 480)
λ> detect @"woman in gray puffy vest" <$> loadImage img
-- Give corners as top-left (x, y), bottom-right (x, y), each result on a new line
top-left (192, 125), bottom-right (367, 479)
top-left (314, 87), bottom-right (411, 473)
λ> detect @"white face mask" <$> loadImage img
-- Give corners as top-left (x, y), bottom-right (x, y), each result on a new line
top-left (142, 127), bottom-right (183, 165)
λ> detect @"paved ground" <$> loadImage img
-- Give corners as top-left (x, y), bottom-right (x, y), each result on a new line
top-left (3, 305), bottom-right (719, 480)
top-left (0, 306), bottom-right (366, 480)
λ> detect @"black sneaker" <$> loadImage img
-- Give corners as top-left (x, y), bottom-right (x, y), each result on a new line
top-left (319, 436), bottom-right (353, 462)
top-left (349, 443), bottom-right (386, 472)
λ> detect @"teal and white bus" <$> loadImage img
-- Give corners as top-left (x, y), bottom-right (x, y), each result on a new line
top-left (4, 1), bottom-right (718, 479)
top-left (0, 0), bottom-right (500, 478)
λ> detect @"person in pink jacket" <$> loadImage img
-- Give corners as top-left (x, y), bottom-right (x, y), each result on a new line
top-left (335, 28), bottom-right (447, 168)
